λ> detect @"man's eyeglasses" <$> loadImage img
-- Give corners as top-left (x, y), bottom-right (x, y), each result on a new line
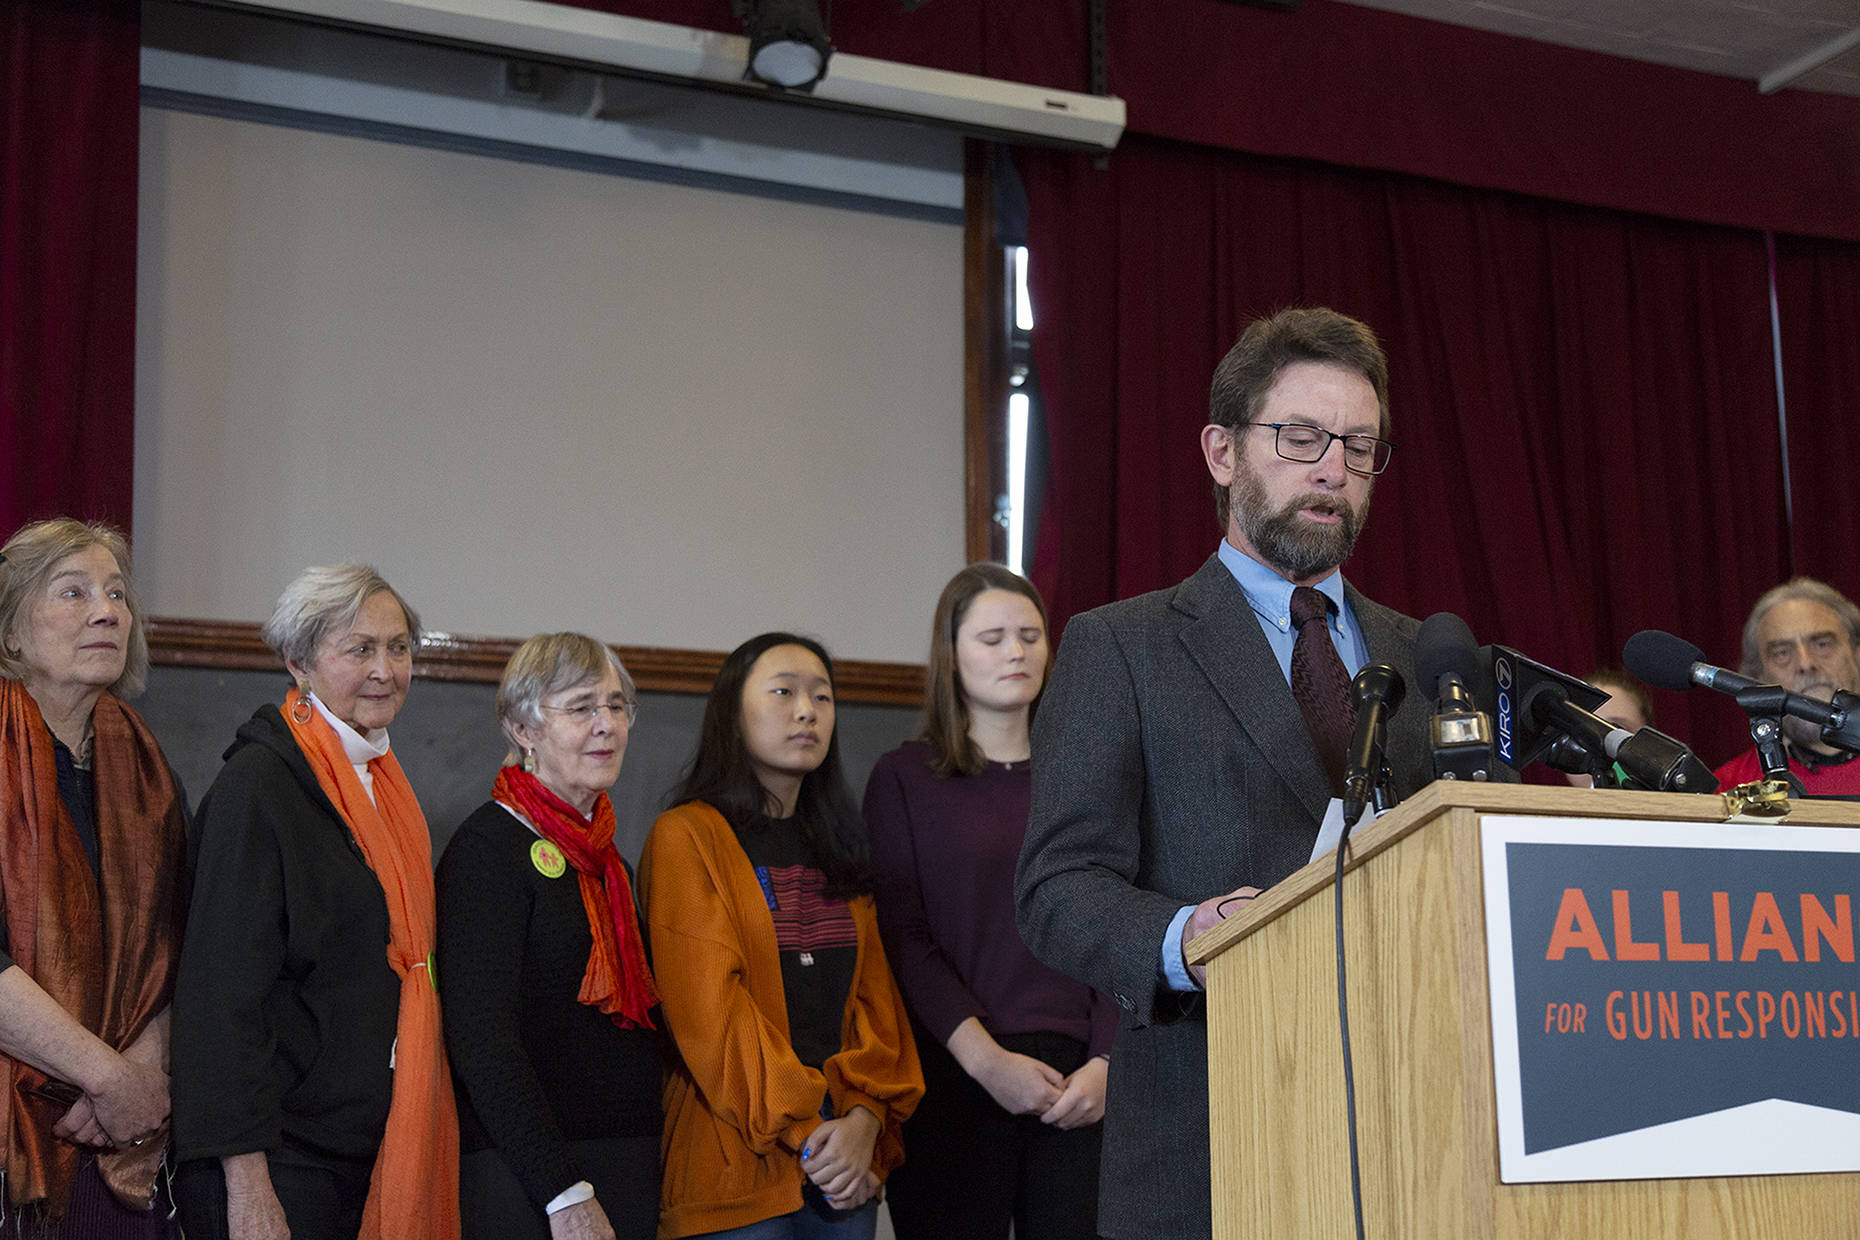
top-left (541, 698), bottom-right (638, 726)
top-left (1244, 422), bottom-right (1394, 477)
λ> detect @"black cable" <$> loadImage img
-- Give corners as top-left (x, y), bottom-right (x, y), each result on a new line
top-left (1334, 821), bottom-right (1368, 1240)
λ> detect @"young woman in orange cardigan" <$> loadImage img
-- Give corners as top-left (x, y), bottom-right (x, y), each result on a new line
top-left (639, 632), bottom-right (923, 1240)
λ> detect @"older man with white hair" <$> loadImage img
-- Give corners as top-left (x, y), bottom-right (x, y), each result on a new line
top-left (1713, 576), bottom-right (1860, 794)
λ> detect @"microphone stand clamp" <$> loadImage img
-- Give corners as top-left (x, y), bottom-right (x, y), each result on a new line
top-left (1733, 685), bottom-right (1795, 785)
top-left (1727, 684), bottom-right (1804, 807)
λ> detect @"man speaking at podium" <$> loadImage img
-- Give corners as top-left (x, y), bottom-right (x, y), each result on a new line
top-left (1016, 307), bottom-right (1436, 1239)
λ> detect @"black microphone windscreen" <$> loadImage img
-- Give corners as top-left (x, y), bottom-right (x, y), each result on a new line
top-left (1415, 612), bottom-right (1481, 694)
top-left (1351, 662), bottom-right (1406, 714)
top-left (1623, 630), bottom-right (1705, 692)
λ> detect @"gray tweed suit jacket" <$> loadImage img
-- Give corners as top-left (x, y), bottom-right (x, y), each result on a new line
top-left (1015, 553), bottom-right (1433, 1239)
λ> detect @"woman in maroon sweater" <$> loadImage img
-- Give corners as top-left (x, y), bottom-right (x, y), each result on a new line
top-left (862, 564), bottom-right (1114, 1240)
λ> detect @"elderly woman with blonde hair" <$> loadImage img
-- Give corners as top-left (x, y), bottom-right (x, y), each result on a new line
top-left (437, 633), bottom-right (663, 1240)
top-left (0, 518), bottom-right (187, 1238)
top-left (171, 565), bottom-right (457, 1240)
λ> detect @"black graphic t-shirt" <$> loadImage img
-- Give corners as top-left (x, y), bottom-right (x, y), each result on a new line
top-left (738, 815), bottom-right (858, 1069)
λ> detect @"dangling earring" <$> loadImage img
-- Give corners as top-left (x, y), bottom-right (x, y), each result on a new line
top-left (291, 679), bottom-right (314, 725)
top-left (522, 747), bottom-right (536, 774)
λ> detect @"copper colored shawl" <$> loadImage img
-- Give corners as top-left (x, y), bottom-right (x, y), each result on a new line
top-left (281, 688), bottom-right (460, 1240)
top-left (0, 679), bottom-right (186, 1219)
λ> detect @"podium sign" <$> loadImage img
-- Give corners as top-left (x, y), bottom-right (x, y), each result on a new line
top-left (1481, 814), bottom-right (1860, 1183)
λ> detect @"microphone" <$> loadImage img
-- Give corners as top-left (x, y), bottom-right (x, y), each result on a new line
top-left (1540, 732), bottom-right (1612, 781)
top-left (1624, 629), bottom-right (1757, 695)
top-left (1624, 630), bottom-right (1860, 754)
top-left (1522, 679), bottom-right (1714, 792)
top-left (1341, 663), bottom-right (1405, 826)
top-left (1491, 645), bottom-right (1716, 792)
top-left (1414, 613), bottom-right (1494, 782)
top-left (1521, 680), bottom-right (1633, 770)
top-left (1490, 646), bottom-right (1614, 771)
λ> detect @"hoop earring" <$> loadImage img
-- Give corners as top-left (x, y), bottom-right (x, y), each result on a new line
top-left (291, 680), bottom-right (314, 725)
top-left (522, 747), bottom-right (536, 774)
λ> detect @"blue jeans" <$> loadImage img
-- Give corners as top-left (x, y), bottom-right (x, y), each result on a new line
top-left (693, 1198), bottom-right (879, 1240)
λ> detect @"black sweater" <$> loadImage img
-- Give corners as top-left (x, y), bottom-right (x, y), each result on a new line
top-left (171, 705), bottom-right (400, 1162)
top-left (436, 801), bottom-right (663, 1210)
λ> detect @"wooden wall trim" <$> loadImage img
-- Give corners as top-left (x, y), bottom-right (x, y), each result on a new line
top-left (147, 618), bottom-right (926, 706)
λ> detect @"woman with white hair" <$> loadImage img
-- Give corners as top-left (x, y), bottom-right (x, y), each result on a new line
top-left (0, 518), bottom-right (186, 1237)
top-left (437, 633), bottom-right (662, 1240)
top-left (171, 565), bottom-right (458, 1240)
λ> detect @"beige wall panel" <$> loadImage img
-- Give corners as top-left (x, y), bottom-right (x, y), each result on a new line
top-left (134, 107), bottom-right (965, 661)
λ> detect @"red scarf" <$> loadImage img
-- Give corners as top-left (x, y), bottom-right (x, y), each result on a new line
top-left (492, 765), bottom-right (658, 1028)
top-left (0, 681), bottom-right (185, 1219)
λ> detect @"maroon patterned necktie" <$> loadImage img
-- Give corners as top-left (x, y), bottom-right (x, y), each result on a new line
top-left (1289, 585), bottom-right (1358, 796)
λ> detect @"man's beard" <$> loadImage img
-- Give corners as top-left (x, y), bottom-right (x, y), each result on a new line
top-left (1231, 466), bottom-right (1369, 581)
top-left (1783, 673), bottom-right (1842, 751)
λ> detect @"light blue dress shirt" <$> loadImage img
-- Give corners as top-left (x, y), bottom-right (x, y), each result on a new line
top-left (1159, 541), bottom-right (1366, 991)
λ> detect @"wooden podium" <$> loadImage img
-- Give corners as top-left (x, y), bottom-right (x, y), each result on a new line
top-left (1185, 783), bottom-right (1860, 1239)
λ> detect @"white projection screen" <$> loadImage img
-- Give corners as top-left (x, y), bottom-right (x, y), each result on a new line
top-left (133, 105), bottom-right (966, 663)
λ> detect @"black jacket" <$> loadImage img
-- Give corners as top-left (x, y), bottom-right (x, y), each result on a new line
top-left (437, 801), bottom-right (663, 1209)
top-left (172, 704), bottom-right (400, 1162)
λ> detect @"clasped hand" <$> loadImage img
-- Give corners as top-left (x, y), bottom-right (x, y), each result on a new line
top-left (54, 1051), bottom-right (169, 1150)
top-left (799, 1105), bottom-right (882, 1211)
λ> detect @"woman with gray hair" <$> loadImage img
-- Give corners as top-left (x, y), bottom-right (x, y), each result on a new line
top-left (171, 565), bottom-right (458, 1240)
top-left (436, 633), bottom-right (662, 1240)
top-left (0, 518), bottom-right (186, 1237)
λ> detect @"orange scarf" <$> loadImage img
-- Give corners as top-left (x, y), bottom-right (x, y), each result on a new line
top-left (492, 766), bottom-right (657, 1028)
top-left (0, 680), bottom-right (186, 1219)
top-left (281, 687), bottom-right (460, 1240)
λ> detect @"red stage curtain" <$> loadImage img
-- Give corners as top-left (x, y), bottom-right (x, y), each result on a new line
top-left (1774, 235), bottom-right (1860, 597)
top-left (1021, 136), bottom-right (1787, 766)
top-left (572, 0), bottom-right (1860, 242)
top-left (1100, 0), bottom-right (1860, 245)
top-left (1, 0), bottom-right (141, 536)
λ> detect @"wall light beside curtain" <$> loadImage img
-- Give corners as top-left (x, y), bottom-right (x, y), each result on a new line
top-left (1006, 245), bottom-right (1035, 575)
